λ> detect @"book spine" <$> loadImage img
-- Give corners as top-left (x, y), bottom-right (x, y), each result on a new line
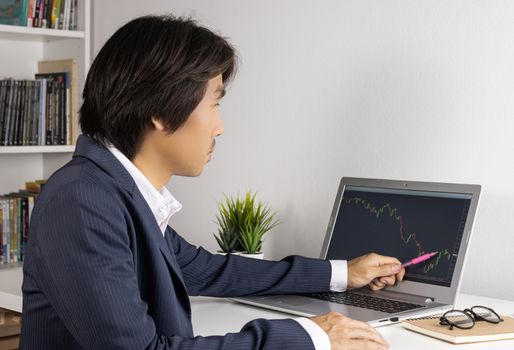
top-left (55, 81), bottom-right (60, 145)
top-left (63, 0), bottom-right (70, 30)
top-left (45, 81), bottom-right (51, 145)
top-left (15, 80), bottom-right (22, 146)
top-left (2, 81), bottom-right (10, 145)
top-left (70, 0), bottom-right (77, 30)
top-left (27, 81), bottom-right (34, 145)
top-left (16, 81), bottom-right (25, 146)
top-left (1, 200), bottom-right (8, 264)
top-left (20, 197), bottom-right (27, 261)
top-left (58, 0), bottom-right (65, 29)
top-left (27, 0), bottom-right (36, 27)
top-left (39, 80), bottom-right (46, 145)
top-left (51, 0), bottom-right (60, 29)
top-left (4, 200), bottom-right (9, 264)
top-left (38, 0), bottom-right (45, 28)
top-left (34, 0), bottom-right (41, 27)
top-left (0, 81), bottom-right (6, 144)
top-left (0, 201), bottom-right (3, 264)
top-left (9, 81), bottom-right (20, 146)
top-left (31, 81), bottom-right (39, 145)
top-left (28, 81), bottom-right (35, 145)
top-left (19, 0), bottom-right (29, 27)
top-left (40, 0), bottom-right (48, 28)
top-left (8, 199), bottom-right (13, 263)
top-left (53, 81), bottom-right (59, 145)
top-left (5, 81), bottom-right (13, 146)
top-left (44, 0), bottom-right (52, 28)
top-left (60, 80), bottom-right (65, 144)
top-left (65, 80), bottom-right (70, 144)
top-left (4, 81), bottom-right (13, 145)
top-left (23, 81), bottom-right (31, 145)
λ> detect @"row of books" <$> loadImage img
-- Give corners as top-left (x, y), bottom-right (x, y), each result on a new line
top-left (0, 58), bottom-right (78, 146)
top-left (0, 0), bottom-right (78, 30)
top-left (0, 75), bottom-right (70, 146)
top-left (0, 180), bottom-right (45, 264)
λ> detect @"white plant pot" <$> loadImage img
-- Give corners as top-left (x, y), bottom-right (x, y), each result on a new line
top-left (239, 252), bottom-right (264, 259)
top-left (216, 251), bottom-right (241, 256)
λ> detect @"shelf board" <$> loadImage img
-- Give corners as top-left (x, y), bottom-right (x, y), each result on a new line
top-left (0, 262), bottom-right (23, 313)
top-left (0, 24), bottom-right (84, 39)
top-left (0, 145), bottom-right (75, 154)
top-left (0, 262), bottom-right (23, 271)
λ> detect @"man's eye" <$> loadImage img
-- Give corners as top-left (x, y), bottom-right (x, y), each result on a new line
top-left (214, 103), bottom-right (221, 107)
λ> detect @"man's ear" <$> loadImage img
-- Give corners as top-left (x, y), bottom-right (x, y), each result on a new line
top-left (151, 117), bottom-right (165, 131)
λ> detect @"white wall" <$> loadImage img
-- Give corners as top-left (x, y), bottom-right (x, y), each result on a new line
top-left (93, 1), bottom-right (514, 300)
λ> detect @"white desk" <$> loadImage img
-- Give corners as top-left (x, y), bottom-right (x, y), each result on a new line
top-left (190, 294), bottom-right (514, 349)
top-left (2, 264), bottom-right (513, 348)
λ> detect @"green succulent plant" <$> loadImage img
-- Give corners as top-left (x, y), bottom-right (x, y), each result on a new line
top-left (214, 191), bottom-right (280, 254)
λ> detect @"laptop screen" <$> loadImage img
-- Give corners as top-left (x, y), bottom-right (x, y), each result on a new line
top-left (325, 185), bottom-right (473, 287)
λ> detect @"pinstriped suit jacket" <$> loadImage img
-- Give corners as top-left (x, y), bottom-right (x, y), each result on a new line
top-left (20, 135), bottom-right (332, 349)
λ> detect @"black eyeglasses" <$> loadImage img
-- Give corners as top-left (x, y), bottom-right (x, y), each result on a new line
top-left (439, 305), bottom-right (504, 330)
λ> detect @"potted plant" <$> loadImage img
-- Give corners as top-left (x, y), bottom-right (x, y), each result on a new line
top-left (214, 191), bottom-right (280, 259)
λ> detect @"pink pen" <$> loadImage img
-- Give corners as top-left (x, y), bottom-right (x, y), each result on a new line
top-left (402, 251), bottom-right (438, 268)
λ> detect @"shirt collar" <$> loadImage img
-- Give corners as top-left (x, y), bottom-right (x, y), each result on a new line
top-left (106, 145), bottom-right (182, 236)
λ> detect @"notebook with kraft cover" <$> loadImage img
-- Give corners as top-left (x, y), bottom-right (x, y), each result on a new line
top-left (233, 177), bottom-right (481, 327)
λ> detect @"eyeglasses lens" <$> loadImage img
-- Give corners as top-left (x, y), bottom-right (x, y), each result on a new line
top-left (445, 310), bottom-right (474, 328)
top-left (472, 307), bottom-right (501, 323)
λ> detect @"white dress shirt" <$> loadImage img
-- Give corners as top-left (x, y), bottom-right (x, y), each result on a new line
top-left (107, 145), bottom-right (347, 350)
top-left (107, 145), bottom-right (182, 235)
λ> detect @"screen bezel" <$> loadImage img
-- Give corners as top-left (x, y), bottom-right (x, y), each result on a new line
top-left (320, 177), bottom-right (481, 305)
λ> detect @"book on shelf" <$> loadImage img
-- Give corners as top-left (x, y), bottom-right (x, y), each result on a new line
top-left (0, 57), bottom-right (78, 147)
top-left (402, 314), bottom-right (514, 344)
top-left (0, 0), bottom-right (77, 30)
top-left (38, 58), bottom-right (78, 144)
top-left (0, 179), bottom-right (43, 264)
top-left (35, 72), bottom-right (68, 145)
top-left (0, 77), bottom-right (66, 146)
top-left (0, 0), bottom-right (29, 26)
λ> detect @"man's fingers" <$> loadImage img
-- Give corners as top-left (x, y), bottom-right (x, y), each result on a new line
top-left (396, 268), bottom-right (406, 281)
top-left (379, 276), bottom-right (395, 286)
top-left (369, 278), bottom-right (385, 290)
top-left (345, 321), bottom-right (389, 348)
top-left (369, 253), bottom-right (401, 266)
top-left (374, 263), bottom-right (401, 278)
top-left (346, 339), bottom-right (389, 350)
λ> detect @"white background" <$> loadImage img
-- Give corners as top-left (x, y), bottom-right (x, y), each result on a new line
top-left (92, 0), bottom-right (514, 300)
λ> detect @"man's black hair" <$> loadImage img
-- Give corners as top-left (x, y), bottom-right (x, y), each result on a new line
top-left (79, 15), bottom-right (237, 159)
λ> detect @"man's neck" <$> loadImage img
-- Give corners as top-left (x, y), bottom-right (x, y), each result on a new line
top-left (132, 146), bottom-right (172, 190)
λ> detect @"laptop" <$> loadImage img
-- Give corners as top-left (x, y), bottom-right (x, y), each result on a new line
top-left (233, 177), bottom-right (481, 326)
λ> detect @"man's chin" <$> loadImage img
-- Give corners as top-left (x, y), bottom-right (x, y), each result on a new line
top-left (176, 167), bottom-right (205, 178)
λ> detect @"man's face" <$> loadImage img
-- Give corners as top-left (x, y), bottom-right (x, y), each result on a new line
top-left (152, 74), bottom-right (225, 177)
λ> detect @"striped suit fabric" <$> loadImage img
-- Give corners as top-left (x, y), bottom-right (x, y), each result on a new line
top-left (20, 135), bottom-right (332, 349)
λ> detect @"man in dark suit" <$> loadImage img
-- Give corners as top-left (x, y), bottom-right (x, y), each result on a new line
top-left (20, 15), bottom-right (405, 350)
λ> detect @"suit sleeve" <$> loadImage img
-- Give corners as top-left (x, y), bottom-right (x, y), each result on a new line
top-left (166, 227), bottom-right (332, 297)
top-left (27, 180), bottom-right (317, 350)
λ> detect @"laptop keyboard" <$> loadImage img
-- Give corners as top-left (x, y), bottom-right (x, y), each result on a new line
top-left (307, 291), bottom-right (424, 314)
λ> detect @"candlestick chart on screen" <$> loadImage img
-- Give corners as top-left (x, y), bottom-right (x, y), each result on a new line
top-left (326, 188), bottom-right (471, 287)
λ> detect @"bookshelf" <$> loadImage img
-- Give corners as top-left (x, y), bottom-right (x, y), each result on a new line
top-left (0, 0), bottom-right (91, 312)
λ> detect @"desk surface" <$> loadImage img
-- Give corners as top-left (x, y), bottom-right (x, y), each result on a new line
top-left (190, 293), bottom-right (514, 349)
top-left (2, 265), bottom-right (513, 348)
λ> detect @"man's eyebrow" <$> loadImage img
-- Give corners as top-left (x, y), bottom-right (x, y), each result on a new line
top-left (215, 86), bottom-right (226, 99)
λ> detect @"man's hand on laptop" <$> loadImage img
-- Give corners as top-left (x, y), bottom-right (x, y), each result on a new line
top-left (347, 253), bottom-right (405, 290)
top-left (310, 312), bottom-right (389, 350)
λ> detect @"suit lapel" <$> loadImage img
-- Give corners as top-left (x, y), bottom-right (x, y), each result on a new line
top-left (132, 190), bottom-right (187, 287)
top-left (73, 135), bottom-right (189, 295)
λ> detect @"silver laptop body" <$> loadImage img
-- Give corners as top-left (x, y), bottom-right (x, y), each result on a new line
top-left (233, 177), bottom-right (481, 326)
